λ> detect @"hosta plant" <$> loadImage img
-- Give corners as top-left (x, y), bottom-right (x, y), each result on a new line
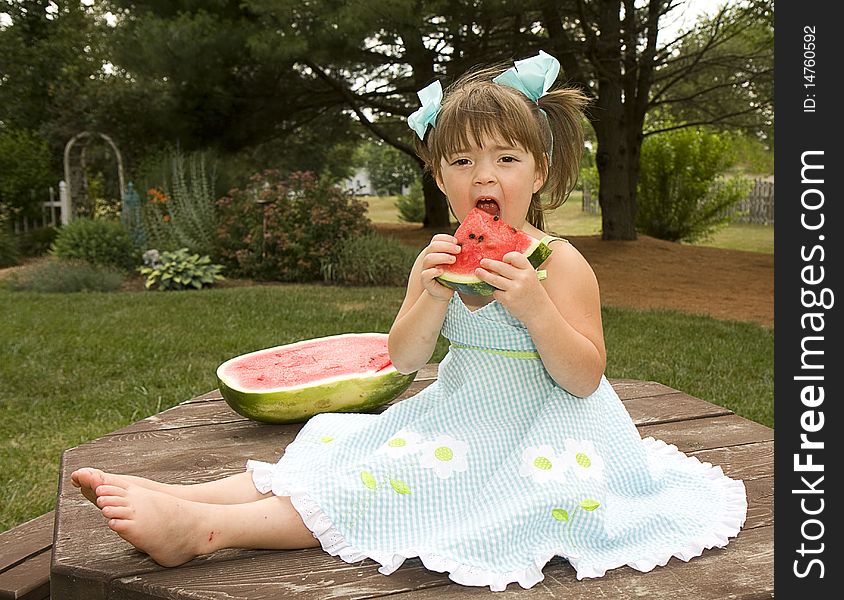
top-left (138, 248), bottom-right (224, 291)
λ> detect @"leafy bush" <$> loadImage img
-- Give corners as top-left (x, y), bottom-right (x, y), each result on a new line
top-left (636, 128), bottom-right (749, 242)
top-left (51, 218), bottom-right (138, 271)
top-left (0, 128), bottom-right (54, 219)
top-left (138, 150), bottom-right (218, 256)
top-left (395, 180), bottom-right (426, 224)
top-left (138, 248), bottom-right (225, 291)
top-left (0, 228), bottom-right (21, 268)
top-left (321, 234), bottom-right (417, 286)
top-left (2, 258), bottom-right (125, 293)
top-left (353, 141), bottom-right (420, 195)
top-left (216, 171), bottom-right (373, 282)
top-left (17, 226), bottom-right (58, 257)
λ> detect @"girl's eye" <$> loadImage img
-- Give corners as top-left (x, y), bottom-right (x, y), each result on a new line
top-left (500, 156), bottom-right (518, 163)
top-left (452, 158), bottom-right (471, 166)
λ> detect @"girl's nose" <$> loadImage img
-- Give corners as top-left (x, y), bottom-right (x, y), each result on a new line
top-left (473, 162), bottom-right (496, 185)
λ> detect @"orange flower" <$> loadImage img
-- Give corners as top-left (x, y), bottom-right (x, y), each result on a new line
top-left (147, 187), bottom-right (170, 204)
top-left (163, 214), bottom-right (171, 222)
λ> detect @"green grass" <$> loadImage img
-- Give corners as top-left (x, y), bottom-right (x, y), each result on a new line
top-left (363, 193), bottom-right (774, 254)
top-left (688, 222), bottom-right (774, 254)
top-left (1, 286), bottom-right (772, 532)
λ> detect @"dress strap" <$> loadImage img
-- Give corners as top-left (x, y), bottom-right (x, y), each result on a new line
top-left (540, 234), bottom-right (570, 246)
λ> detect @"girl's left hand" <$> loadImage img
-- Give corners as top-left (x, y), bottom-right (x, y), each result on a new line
top-left (476, 252), bottom-right (548, 323)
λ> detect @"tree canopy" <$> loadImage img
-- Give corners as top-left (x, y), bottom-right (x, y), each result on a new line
top-left (0, 0), bottom-right (773, 238)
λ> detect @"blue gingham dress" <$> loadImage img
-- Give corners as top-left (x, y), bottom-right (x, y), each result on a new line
top-left (247, 294), bottom-right (747, 591)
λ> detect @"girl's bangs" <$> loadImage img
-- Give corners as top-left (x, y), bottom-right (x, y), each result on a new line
top-left (431, 88), bottom-right (543, 165)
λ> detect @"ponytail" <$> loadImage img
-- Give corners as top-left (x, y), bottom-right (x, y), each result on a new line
top-left (535, 88), bottom-right (590, 215)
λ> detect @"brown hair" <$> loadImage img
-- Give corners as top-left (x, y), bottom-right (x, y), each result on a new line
top-left (414, 62), bottom-right (589, 230)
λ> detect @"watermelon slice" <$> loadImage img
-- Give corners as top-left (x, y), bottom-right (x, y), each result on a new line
top-left (435, 208), bottom-right (553, 296)
top-left (216, 333), bottom-right (415, 423)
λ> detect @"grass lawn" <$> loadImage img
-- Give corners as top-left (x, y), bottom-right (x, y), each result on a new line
top-left (1, 285), bottom-right (772, 532)
top-left (364, 193), bottom-right (774, 254)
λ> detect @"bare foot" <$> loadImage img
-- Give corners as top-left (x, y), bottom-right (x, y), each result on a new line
top-left (72, 468), bottom-right (266, 506)
top-left (95, 483), bottom-right (212, 567)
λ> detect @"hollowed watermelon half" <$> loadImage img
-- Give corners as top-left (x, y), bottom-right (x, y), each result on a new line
top-left (216, 333), bottom-right (416, 424)
top-left (435, 207), bottom-right (553, 296)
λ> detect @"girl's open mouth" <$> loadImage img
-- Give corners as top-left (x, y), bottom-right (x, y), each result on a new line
top-left (475, 198), bottom-right (500, 217)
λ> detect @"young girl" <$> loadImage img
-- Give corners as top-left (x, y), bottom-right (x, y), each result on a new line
top-left (71, 51), bottom-right (746, 591)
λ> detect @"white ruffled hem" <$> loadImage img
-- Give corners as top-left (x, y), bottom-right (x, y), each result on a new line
top-left (245, 436), bottom-right (747, 592)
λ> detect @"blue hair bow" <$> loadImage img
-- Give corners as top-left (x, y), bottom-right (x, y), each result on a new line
top-left (407, 80), bottom-right (443, 140)
top-left (493, 50), bottom-right (560, 103)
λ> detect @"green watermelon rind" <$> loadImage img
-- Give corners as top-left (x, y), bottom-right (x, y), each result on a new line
top-left (435, 236), bottom-right (554, 296)
top-left (216, 333), bottom-right (416, 424)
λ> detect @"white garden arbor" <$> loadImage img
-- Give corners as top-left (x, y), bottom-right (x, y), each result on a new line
top-left (62, 131), bottom-right (126, 220)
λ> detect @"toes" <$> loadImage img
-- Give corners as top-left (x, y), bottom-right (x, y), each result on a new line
top-left (101, 505), bottom-right (133, 520)
top-left (96, 493), bottom-right (129, 508)
top-left (71, 468), bottom-right (93, 487)
top-left (72, 467), bottom-right (106, 490)
top-left (107, 518), bottom-right (131, 534)
top-left (95, 484), bottom-right (128, 499)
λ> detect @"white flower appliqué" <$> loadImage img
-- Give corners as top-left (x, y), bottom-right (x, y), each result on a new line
top-left (377, 430), bottom-right (423, 459)
top-left (563, 439), bottom-right (606, 481)
top-left (419, 435), bottom-right (469, 479)
top-left (519, 445), bottom-right (567, 485)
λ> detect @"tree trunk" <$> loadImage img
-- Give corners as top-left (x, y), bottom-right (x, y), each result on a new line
top-left (591, 67), bottom-right (645, 242)
top-left (421, 171), bottom-right (450, 229)
top-left (594, 127), bottom-right (640, 240)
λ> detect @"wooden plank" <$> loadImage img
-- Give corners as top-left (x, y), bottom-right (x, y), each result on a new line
top-left (106, 525), bottom-right (772, 600)
top-left (638, 415), bottom-right (773, 454)
top-left (743, 476), bottom-right (774, 530)
top-left (100, 383), bottom-right (726, 439)
top-left (0, 512), bottom-right (54, 573)
top-left (109, 552), bottom-right (450, 600)
top-left (691, 441), bottom-right (773, 481)
top-left (0, 551), bottom-right (50, 600)
top-left (113, 401), bottom-right (248, 435)
top-left (111, 381), bottom-right (440, 436)
top-left (372, 526), bottom-right (773, 600)
top-left (688, 442), bottom-right (773, 531)
top-left (607, 379), bottom-right (677, 400)
top-left (623, 392), bottom-right (731, 425)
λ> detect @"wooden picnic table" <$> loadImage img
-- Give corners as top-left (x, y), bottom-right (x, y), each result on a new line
top-left (51, 366), bottom-right (773, 599)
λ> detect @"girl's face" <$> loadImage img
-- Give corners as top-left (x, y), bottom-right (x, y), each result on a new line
top-left (435, 134), bottom-right (545, 229)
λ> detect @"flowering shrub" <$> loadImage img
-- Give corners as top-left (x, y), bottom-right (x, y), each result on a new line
top-left (139, 151), bottom-right (218, 256)
top-left (216, 171), bottom-right (373, 281)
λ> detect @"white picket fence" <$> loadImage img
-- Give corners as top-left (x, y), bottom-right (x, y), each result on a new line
top-left (12, 182), bottom-right (70, 233)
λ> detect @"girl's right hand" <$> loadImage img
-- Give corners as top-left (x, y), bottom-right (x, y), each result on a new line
top-left (420, 233), bottom-right (461, 302)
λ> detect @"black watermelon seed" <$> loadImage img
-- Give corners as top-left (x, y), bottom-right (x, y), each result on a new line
top-left (478, 235), bottom-right (484, 241)
top-left (493, 215), bottom-right (499, 221)
top-left (468, 233), bottom-right (476, 239)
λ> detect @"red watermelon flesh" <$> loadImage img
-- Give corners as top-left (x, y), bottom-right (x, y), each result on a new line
top-left (219, 334), bottom-right (393, 391)
top-left (451, 208), bottom-right (535, 268)
top-left (216, 333), bottom-right (416, 423)
top-left (435, 208), bottom-right (553, 295)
